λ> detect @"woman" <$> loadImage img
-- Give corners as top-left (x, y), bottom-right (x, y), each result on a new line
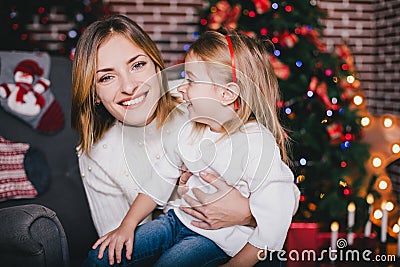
top-left (71, 14), bottom-right (255, 265)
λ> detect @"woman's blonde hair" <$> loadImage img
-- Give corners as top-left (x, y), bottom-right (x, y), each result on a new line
top-left (187, 31), bottom-right (290, 162)
top-left (71, 14), bottom-right (180, 154)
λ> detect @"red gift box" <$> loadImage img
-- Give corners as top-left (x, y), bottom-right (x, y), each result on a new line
top-left (285, 222), bottom-right (319, 267)
top-left (284, 223), bottom-right (379, 267)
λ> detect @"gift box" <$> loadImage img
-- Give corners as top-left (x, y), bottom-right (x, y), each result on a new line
top-left (285, 223), bottom-right (380, 267)
top-left (285, 222), bottom-right (319, 267)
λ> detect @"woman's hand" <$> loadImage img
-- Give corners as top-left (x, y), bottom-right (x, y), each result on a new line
top-left (92, 223), bottom-right (135, 265)
top-left (178, 171), bottom-right (256, 229)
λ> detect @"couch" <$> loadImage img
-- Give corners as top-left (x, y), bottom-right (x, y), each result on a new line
top-left (0, 54), bottom-right (98, 267)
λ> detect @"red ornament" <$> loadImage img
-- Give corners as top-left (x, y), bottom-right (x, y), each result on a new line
top-left (326, 122), bottom-right (344, 144)
top-left (343, 188), bottom-right (351, 196)
top-left (268, 55), bottom-right (290, 80)
top-left (278, 31), bottom-right (298, 48)
top-left (208, 1), bottom-right (241, 30)
top-left (296, 26), bottom-right (326, 52)
top-left (252, 0), bottom-right (271, 14)
top-left (308, 76), bottom-right (339, 110)
top-left (335, 44), bottom-right (355, 72)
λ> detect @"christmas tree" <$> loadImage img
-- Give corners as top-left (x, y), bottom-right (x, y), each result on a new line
top-left (198, 0), bottom-right (372, 231)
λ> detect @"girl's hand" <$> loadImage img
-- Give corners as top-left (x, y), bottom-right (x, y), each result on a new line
top-left (177, 164), bottom-right (191, 197)
top-left (179, 172), bottom-right (256, 229)
top-left (92, 224), bottom-right (134, 265)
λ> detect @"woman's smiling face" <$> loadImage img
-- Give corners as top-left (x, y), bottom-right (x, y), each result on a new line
top-left (95, 34), bottom-right (161, 126)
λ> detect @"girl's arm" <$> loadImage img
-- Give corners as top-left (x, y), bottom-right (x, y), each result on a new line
top-left (93, 193), bottom-right (156, 265)
top-left (179, 171), bottom-right (256, 229)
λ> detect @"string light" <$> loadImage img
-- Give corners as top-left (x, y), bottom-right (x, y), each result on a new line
top-left (374, 209), bottom-right (383, 219)
top-left (392, 144), bottom-right (400, 154)
top-left (378, 180), bottom-right (388, 190)
top-left (285, 5), bottom-right (293, 12)
top-left (325, 69), bottom-right (332, 76)
top-left (260, 28), bottom-right (267, 35)
top-left (346, 75), bottom-right (355, 83)
top-left (383, 117), bottom-right (393, 128)
top-left (385, 201), bottom-right (394, 212)
top-left (340, 141), bottom-right (350, 149)
top-left (366, 193), bottom-right (374, 205)
top-left (393, 224), bottom-right (400, 234)
top-left (353, 95), bottom-right (363, 106)
top-left (360, 116), bottom-right (370, 127)
top-left (372, 157), bottom-right (382, 168)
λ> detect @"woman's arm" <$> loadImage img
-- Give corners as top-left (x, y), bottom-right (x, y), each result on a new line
top-left (178, 171), bottom-right (256, 229)
top-left (221, 243), bottom-right (261, 267)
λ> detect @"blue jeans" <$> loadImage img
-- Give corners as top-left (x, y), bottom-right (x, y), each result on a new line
top-left (82, 209), bottom-right (229, 267)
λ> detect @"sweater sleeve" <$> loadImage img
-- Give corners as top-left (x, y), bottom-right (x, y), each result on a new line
top-left (243, 130), bottom-right (299, 251)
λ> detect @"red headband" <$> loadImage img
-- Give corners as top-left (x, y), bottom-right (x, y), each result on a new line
top-left (226, 35), bottom-right (239, 110)
top-left (225, 35), bottom-right (237, 83)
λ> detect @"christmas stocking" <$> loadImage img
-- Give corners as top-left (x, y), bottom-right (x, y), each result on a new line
top-left (0, 51), bottom-right (64, 134)
top-left (0, 136), bottom-right (49, 201)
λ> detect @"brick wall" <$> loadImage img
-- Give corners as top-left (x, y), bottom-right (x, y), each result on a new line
top-left (317, 0), bottom-right (400, 203)
top-left (105, 0), bottom-right (204, 66)
top-left (317, 0), bottom-right (400, 115)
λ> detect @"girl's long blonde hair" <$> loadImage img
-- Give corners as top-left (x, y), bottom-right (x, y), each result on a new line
top-left (71, 15), bottom-right (180, 154)
top-left (187, 31), bottom-right (290, 162)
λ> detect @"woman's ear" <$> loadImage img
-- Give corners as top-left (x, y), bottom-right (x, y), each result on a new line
top-left (219, 82), bottom-right (240, 106)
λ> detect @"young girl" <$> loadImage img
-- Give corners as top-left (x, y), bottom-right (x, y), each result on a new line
top-left (73, 15), bottom-right (256, 266)
top-left (85, 30), bottom-right (299, 266)
top-left (170, 31), bottom-right (300, 266)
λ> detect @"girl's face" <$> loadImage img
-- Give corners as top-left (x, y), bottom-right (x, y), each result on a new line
top-left (178, 53), bottom-right (228, 132)
top-left (95, 34), bottom-right (161, 126)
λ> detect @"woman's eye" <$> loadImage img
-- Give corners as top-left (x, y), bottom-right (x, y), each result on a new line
top-left (99, 75), bottom-right (112, 83)
top-left (132, 61), bottom-right (146, 71)
top-left (186, 78), bottom-right (194, 85)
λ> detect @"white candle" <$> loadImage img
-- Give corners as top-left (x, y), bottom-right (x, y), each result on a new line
top-left (331, 221), bottom-right (339, 250)
top-left (394, 222), bottom-right (400, 257)
top-left (347, 202), bottom-right (356, 245)
top-left (398, 231), bottom-right (400, 258)
top-left (364, 220), bottom-right (372, 237)
top-left (381, 202), bottom-right (388, 243)
top-left (364, 194), bottom-right (374, 237)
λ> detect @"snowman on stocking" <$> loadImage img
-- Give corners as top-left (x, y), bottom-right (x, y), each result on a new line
top-left (0, 58), bottom-right (64, 133)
